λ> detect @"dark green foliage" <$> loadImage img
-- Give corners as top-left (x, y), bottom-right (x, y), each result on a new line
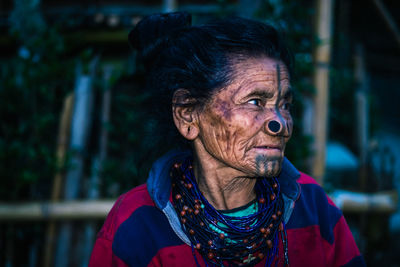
top-left (0, 57), bottom-right (73, 200)
top-left (0, 5), bottom-right (74, 200)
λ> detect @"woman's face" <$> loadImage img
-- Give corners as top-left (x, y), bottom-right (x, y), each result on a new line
top-left (194, 57), bottom-right (293, 178)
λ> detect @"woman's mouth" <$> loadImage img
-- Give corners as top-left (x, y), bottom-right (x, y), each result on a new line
top-left (254, 145), bottom-right (282, 151)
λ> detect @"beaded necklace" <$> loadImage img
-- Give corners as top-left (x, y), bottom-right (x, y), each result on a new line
top-left (171, 158), bottom-right (289, 267)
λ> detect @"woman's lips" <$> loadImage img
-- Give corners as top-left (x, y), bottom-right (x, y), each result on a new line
top-left (253, 145), bottom-right (282, 152)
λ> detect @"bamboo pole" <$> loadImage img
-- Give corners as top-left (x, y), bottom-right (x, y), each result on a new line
top-left (0, 192), bottom-right (397, 221)
top-left (81, 64), bottom-right (113, 266)
top-left (354, 44), bottom-right (369, 191)
top-left (312, 0), bottom-right (334, 185)
top-left (51, 93), bottom-right (75, 201)
top-left (43, 93), bottom-right (75, 267)
top-left (0, 200), bottom-right (114, 220)
top-left (372, 0), bottom-right (400, 48)
top-left (55, 58), bottom-right (98, 267)
top-left (330, 190), bottom-right (398, 213)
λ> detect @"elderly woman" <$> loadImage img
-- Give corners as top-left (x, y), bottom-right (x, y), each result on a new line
top-left (89, 12), bottom-right (364, 267)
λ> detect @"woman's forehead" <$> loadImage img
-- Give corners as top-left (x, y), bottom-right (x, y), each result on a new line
top-left (232, 57), bottom-right (288, 77)
top-left (225, 57), bottom-right (290, 96)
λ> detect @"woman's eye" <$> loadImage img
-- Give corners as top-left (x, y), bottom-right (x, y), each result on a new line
top-left (281, 102), bottom-right (292, 111)
top-left (248, 99), bottom-right (261, 106)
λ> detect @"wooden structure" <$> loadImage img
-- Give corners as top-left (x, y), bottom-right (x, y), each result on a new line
top-left (311, 0), bottom-right (334, 185)
top-left (0, 190), bottom-right (397, 220)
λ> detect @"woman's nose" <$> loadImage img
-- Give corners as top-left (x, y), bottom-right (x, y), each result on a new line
top-left (264, 116), bottom-right (288, 136)
top-left (267, 120), bottom-right (281, 133)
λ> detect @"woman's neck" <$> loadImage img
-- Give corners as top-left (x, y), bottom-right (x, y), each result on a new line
top-left (193, 149), bottom-right (257, 210)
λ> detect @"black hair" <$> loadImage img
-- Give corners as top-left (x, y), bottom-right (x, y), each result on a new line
top-left (129, 12), bottom-right (293, 149)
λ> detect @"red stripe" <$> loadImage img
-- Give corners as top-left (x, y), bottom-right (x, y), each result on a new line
top-left (88, 237), bottom-right (129, 267)
top-left (322, 216), bottom-right (361, 267)
top-left (287, 225), bottom-right (328, 266)
top-left (97, 184), bottom-right (154, 240)
top-left (297, 172), bottom-right (319, 185)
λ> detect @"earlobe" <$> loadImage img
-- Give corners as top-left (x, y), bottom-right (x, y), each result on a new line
top-left (172, 89), bottom-right (200, 141)
top-left (183, 123), bottom-right (199, 140)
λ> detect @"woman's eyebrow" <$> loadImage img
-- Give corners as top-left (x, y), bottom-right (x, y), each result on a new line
top-left (246, 90), bottom-right (275, 99)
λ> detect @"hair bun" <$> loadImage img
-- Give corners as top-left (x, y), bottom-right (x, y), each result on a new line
top-left (129, 12), bottom-right (192, 59)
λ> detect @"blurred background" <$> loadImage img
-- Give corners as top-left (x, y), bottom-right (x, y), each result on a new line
top-left (0, 0), bottom-right (399, 266)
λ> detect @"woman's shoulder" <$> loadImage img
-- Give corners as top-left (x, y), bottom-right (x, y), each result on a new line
top-left (297, 172), bottom-right (320, 185)
top-left (117, 183), bottom-right (155, 207)
top-left (296, 172), bottom-right (337, 206)
top-left (97, 184), bottom-right (155, 240)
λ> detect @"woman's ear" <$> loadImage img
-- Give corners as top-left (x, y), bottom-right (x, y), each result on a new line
top-left (172, 89), bottom-right (200, 141)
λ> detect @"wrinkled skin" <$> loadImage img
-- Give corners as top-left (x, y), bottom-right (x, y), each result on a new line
top-left (173, 56), bottom-right (293, 209)
top-left (194, 57), bottom-right (293, 177)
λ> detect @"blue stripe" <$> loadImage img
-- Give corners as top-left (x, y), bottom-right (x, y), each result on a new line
top-left (112, 205), bottom-right (184, 266)
top-left (286, 183), bottom-right (342, 244)
top-left (341, 256), bottom-right (366, 267)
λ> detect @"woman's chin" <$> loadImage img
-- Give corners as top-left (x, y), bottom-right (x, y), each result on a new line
top-left (251, 156), bottom-right (283, 178)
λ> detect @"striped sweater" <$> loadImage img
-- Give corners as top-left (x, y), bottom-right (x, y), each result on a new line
top-left (89, 151), bottom-right (365, 267)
